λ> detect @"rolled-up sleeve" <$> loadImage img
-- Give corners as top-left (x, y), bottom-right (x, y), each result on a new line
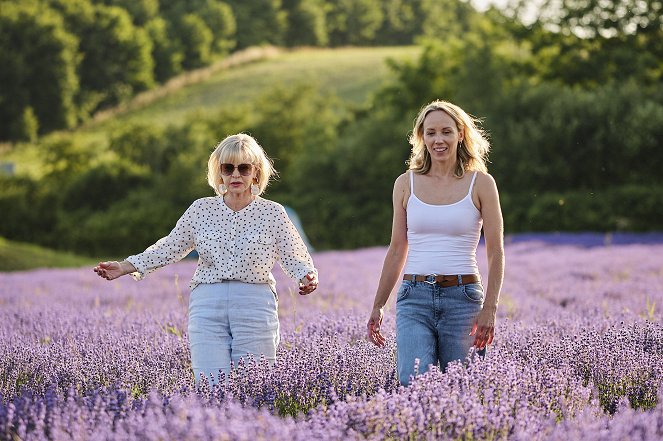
top-left (275, 206), bottom-right (317, 281)
top-left (125, 202), bottom-right (197, 281)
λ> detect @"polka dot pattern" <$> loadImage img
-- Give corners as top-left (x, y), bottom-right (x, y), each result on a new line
top-left (125, 197), bottom-right (317, 292)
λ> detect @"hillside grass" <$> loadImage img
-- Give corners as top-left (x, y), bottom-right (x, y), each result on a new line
top-left (0, 46), bottom-right (419, 178)
top-left (0, 237), bottom-right (95, 271)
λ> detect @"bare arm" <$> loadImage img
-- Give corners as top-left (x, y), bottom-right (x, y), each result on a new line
top-left (367, 173), bottom-right (409, 347)
top-left (470, 172), bottom-right (505, 349)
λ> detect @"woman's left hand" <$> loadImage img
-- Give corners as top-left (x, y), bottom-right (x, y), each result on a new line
top-left (470, 305), bottom-right (496, 349)
top-left (299, 272), bottom-right (318, 295)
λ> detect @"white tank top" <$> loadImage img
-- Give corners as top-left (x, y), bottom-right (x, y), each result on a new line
top-left (403, 170), bottom-right (482, 275)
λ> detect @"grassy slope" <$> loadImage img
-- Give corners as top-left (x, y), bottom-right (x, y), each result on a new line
top-left (91, 46), bottom-right (419, 131)
top-left (0, 237), bottom-right (95, 272)
top-left (1, 46), bottom-right (419, 178)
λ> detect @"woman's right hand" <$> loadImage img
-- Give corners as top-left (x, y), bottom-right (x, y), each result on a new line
top-left (93, 261), bottom-right (134, 280)
top-left (367, 307), bottom-right (386, 347)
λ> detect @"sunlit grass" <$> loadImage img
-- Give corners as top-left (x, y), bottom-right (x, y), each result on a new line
top-left (0, 236), bottom-right (95, 271)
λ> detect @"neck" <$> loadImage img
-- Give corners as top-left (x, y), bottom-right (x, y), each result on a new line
top-left (223, 192), bottom-right (255, 211)
top-left (428, 159), bottom-right (457, 178)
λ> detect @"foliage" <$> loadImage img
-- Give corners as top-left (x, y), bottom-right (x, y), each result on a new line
top-left (327, 0), bottom-right (384, 46)
top-left (283, 0), bottom-right (328, 47)
top-left (0, 1), bottom-right (79, 137)
top-left (224, 0), bottom-right (287, 49)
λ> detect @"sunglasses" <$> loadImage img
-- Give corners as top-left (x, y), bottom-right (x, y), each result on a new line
top-left (220, 163), bottom-right (253, 176)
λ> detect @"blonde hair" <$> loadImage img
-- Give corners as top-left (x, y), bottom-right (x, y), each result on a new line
top-left (207, 133), bottom-right (277, 196)
top-left (408, 100), bottom-right (490, 177)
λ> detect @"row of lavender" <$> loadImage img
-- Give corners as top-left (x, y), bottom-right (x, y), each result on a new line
top-left (1, 237), bottom-right (662, 439)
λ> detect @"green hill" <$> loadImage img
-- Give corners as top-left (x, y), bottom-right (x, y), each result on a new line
top-left (2, 46), bottom-right (419, 177)
top-left (0, 237), bottom-right (94, 271)
top-left (87, 46), bottom-right (420, 132)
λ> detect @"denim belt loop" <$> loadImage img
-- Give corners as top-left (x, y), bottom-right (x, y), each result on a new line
top-left (457, 274), bottom-right (462, 285)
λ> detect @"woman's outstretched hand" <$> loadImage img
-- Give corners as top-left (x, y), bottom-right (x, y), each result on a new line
top-left (299, 272), bottom-right (318, 295)
top-left (93, 261), bottom-right (134, 281)
top-left (367, 307), bottom-right (386, 347)
top-left (470, 305), bottom-right (496, 349)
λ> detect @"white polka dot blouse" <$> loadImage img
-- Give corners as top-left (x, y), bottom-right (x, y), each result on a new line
top-left (125, 196), bottom-right (317, 292)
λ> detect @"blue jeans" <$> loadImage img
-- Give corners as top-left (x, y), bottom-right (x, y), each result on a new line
top-left (188, 281), bottom-right (279, 385)
top-left (396, 279), bottom-right (485, 385)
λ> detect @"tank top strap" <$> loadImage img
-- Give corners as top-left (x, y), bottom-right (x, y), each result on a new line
top-left (467, 172), bottom-right (478, 196)
top-left (410, 170), bottom-right (415, 193)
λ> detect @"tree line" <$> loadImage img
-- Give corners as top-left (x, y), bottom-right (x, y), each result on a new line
top-left (0, 0), bottom-right (466, 142)
top-left (0, 0), bottom-right (662, 255)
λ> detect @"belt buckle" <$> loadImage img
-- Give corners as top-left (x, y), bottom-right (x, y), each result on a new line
top-left (423, 273), bottom-right (438, 285)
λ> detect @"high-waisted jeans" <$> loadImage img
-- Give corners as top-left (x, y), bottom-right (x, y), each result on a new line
top-left (396, 279), bottom-right (485, 385)
top-left (188, 281), bottom-right (279, 385)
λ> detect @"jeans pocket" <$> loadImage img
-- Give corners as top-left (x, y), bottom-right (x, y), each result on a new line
top-left (396, 281), bottom-right (413, 302)
top-left (462, 283), bottom-right (484, 303)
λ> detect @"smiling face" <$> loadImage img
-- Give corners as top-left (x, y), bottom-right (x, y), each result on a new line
top-left (422, 110), bottom-right (463, 163)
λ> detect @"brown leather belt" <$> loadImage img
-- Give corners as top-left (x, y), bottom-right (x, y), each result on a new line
top-left (403, 273), bottom-right (480, 287)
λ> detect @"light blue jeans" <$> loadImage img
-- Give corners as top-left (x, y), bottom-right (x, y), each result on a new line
top-left (396, 279), bottom-right (485, 385)
top-left (188, 281), bottom-right (279, 385)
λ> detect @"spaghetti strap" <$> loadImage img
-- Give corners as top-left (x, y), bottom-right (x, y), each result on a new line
top-left (467, 172), bottom-right (478, 196)
top-left (410, 170), bottom-right (415, 194)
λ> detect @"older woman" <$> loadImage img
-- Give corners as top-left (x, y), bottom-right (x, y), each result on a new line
top-left (94, 133), bottom-right (318, 385)
top-left (367, 100), bottom-right (504, 385)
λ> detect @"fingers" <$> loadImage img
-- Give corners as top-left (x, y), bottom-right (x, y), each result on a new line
top-left (472, 325), bottom-right (495, 349)
top-left (366, 319), bottom-right (386, 347)
top-left (469, 322), bottom-right (478, 336)
top-left (93, 261), bottom-right (116, 281)
top-left (298, 274), bottom-right (319, 295)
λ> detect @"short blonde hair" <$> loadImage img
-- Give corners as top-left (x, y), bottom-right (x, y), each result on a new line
top-left (408, 100), bottom-right (490, 177)
top-left (207, 133), bottom-right (277, 196)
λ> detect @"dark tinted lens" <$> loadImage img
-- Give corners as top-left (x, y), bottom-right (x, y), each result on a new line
top-left (221, 163), bottom-right (234, 175)
top-left (237, 164), bottom-right (252, 176)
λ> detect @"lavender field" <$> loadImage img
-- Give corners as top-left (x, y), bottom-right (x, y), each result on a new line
top-left (1, 234), bottom-right (663, 440)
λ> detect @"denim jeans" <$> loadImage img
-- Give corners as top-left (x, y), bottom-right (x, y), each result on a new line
top-left (396, 279), bottom-right (485, 385)
top-left (188, 281), bottom-right (279, 385)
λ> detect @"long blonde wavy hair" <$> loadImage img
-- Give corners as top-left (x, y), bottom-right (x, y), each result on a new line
top-left (408, 100), bottom-right (490, 177)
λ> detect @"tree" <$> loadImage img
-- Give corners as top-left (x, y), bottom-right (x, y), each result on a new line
top-left (225, 0), bottom-right (286, 48)
top-left (283, 0), bottom-right (328, 47)
top-left (0, 1), bottom-right (79, 139)
top-left (176, 14), bottom-right (214, 69)
top-left (47, 0), bottom-right (155, 112)
top-left (145, 17), bottom-right (184, 82)
top-left (327, 0), bottom-right (384, 46)
top-left (91, 0), bottom-right (159, 26)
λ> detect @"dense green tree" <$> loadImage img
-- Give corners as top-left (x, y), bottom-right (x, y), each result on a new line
top-left (200, 2), bottom-right (236, 54)
top-left (176, 14), bottom-right (214, 69)
top-left (225, 0), bottom-right (287, 48)
top-left (91, 0), bottom-right (159, 26)
top-left (159, 1), bottom-right (236, 61)
top-left (283, 0), bottom-right (328, 47)
top-left (145, 17), bottom-right (184, 82)
top-left (46, 0), bottom-right (155, 112)
top-left (375, 0), bottom-right (422, 44)
top-left (327, 0), bottom-right (384, 46)
top-left (0, 1), bottom-right (79, 138)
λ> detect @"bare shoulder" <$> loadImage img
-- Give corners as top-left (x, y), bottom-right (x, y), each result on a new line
top-left (474, 171), bottom-right (498, 192)
top-left (394, 172), bottom-right (410, 191)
